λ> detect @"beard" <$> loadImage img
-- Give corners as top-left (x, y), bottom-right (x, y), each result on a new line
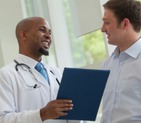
top-left (39, 48), bottom-right (49, 56)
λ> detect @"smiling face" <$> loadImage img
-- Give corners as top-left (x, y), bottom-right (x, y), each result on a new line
top-left (26, 18), bottom-right (52, 56)
top-left (101, 9), bottom-right (123, 46)
top-left (16, 17), bottom-right (52, 61)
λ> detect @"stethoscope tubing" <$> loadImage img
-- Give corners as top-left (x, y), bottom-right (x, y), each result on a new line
top-left (14, 60), bottom-right (60, 88)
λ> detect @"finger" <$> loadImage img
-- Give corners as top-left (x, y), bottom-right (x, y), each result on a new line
top-left (57, 108), bottom-right (71, 116)
top-left (57, 103), bottom-right (74, 109)
top-left (61, 107), bottom-right (73, 111)
top-left (58, 111), bottom-right (68, 116)
top-left (56, 99), bottom-right (73, 104)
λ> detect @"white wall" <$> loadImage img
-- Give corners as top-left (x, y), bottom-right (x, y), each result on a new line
top-left (68, 0), bottom-right (103, 37)
top-left (0, 40), bottom-right (4, 67)
top-left (0, 0), bottom-right (24, 67)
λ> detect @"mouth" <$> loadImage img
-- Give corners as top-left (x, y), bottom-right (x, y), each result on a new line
top-left (42, 40), bottom-right (51, 49)
top-left (105, 33), bottom-right (110, 39)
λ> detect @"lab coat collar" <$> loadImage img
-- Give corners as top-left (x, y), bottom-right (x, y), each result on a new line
top-left (16, 54), bottom-right (39, 68)
top-left (15, 54), bottom-right (53, 87)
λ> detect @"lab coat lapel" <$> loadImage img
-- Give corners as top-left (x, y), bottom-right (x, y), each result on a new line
top-left (46, 67), bottom-right (60, 100)
top-left (32, 68), bottom-right (50, 87)
top-left (46, 67), bottom-right (56, 86)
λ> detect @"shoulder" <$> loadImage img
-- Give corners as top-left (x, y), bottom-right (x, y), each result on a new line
top-left (0, 62), bottom-right (16, 78)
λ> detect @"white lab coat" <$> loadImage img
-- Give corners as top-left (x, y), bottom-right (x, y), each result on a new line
top-left (0, 54), bottom-right (80, 123)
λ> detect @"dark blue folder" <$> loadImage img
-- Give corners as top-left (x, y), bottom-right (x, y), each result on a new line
top-left (57, 67), bottom-right (110, 121)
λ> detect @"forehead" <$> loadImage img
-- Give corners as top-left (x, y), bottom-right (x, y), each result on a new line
top-left (103, 9), bottom-right (116, 21)
top-left (35, 19), bottom-right (50, 29)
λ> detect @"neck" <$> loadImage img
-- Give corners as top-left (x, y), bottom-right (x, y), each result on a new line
top-left (19, 52), bottom-right (42, 62)
top-left (118, 33), bottom-right (140, 52)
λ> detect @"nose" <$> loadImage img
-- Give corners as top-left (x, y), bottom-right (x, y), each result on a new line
top-left (44, 32), bottom-right (52, 45)
top-left (44, 32), bottom-right (51, 39)
top-left (101, 24), bottom-right (105, 32)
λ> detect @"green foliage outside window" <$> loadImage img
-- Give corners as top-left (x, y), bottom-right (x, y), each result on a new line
top-left (63, 0), bottom-right (107, 67)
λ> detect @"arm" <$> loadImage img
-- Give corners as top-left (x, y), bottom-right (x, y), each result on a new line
top-left (0, 70), bottom-right (42, 123)
top-left (0, 69), bottom-right (73, 123)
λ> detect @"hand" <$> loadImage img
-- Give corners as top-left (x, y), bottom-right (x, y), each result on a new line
top-left (40, 99), bottom-right (73, 121)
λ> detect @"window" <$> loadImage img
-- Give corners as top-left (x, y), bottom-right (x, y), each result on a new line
top-left (63, 0), bottom-right (107, 68)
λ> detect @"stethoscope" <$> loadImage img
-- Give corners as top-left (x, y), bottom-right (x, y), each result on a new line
top-left (14, 60), bottom-right (60, 89)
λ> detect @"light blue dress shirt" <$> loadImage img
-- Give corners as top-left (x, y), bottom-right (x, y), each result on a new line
top-left (101, 38), bottom-right (141, 123)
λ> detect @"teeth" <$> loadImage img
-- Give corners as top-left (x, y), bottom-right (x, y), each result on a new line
top-left (42, 41), bottom-right (49, 48)
top-left (46, 43), bottom-right (49, 48)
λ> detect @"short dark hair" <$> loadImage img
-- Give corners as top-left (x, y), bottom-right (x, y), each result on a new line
top-left (103, 0), bottom-right (141, 32)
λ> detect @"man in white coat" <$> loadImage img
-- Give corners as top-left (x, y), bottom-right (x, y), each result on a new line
top-left (0, 17), bottom-right (79, 123)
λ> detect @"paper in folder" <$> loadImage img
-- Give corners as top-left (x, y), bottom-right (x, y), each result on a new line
top-left (57, 67), bottom-right (110, 121)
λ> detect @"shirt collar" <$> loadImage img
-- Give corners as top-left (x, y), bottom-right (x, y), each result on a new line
top-left (15, 54), bottom-right (42, 68)
top-left (112, 37), bottom-right (141, 59)
top-left (125, 38), bottom-right (141, 58)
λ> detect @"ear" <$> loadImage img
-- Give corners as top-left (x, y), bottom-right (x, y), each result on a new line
top-left (120, 18), bottom-right (130, 30)
top-left (19, 31), bottom-right (27, 41)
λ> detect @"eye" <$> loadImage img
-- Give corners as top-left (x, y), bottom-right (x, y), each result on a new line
top-left (39, 28), bottom-right (45, 33)
top-left (48, 30), bottom-right (52, 35)
top-left (104, 21), bottom-right (110, 25)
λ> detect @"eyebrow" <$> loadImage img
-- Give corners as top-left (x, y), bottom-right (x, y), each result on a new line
top-left (39, 26), bottom-right (46, 29)
top-left (102, 18), bottom-right (110, 22)
top-left (39, 26), bottom-right (51, 32)
top-left (102, 18), bottom-right (107, 21)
